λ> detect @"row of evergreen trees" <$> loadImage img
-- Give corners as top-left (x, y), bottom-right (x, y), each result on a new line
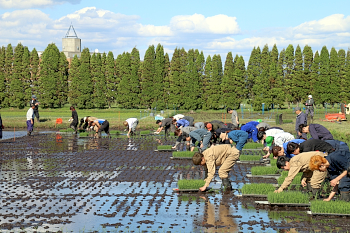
top-left (0, 42), bottom-right (349, 110)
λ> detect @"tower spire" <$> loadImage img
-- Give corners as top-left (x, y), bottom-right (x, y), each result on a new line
top-left (65, 23), bottom-right (78, 38)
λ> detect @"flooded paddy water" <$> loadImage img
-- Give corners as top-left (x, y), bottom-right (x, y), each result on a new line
top-left (0, 132), bottom-right (350, 232)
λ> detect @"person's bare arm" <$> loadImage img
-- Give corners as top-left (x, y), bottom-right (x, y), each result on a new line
top-left (331, 171), bottom-right (347, 187)
top-left (276, 166), bottom-right (300, 192)
top-left (95, 122), bottom-right (100, 133)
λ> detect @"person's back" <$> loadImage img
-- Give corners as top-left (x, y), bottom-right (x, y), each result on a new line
top-left (274, 132), bottom-right (295, 147)
top-left (299, 139), bottom-right (334, 154)
top-left (309, 124), bottom-right (333, 140)
top-left (266, 128), bottom-right (284, 137)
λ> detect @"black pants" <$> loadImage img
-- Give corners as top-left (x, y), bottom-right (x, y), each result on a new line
top-left (98, 121), bottom-right (110, 134)
top-left (70, 121), bottom-right (78, 131)
top-left (34, 110), bottom-right (39, 121)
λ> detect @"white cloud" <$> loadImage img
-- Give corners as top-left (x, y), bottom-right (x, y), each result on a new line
top-left (0, 0), bottom-right (81, 9)
top-left (294, 14), bottom-right (350, 34)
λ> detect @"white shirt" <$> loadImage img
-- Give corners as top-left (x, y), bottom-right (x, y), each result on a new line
top-left (126, 118), bottom-right (138, 127)
top-left (26, 108), bottom-right (34, 121)
top-left (274, 132), bottom-right (295, 147)
top-left (173, 114), bottom-right (185, 121)
top-left (266, 129), bottom-right (284, 137)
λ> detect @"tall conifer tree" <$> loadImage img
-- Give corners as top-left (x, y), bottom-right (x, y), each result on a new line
top-left (154, 44), bottom-right (165, 109)
top-left (10, 43), bottom-right (25, 108)
top-left (329, 47), bottom-right (339, 104)
top-left (30, 48), bottom-right (40, 98)
top-left (207, 54), bottom-right (222, 109)
top-left (68, 55), bottom-right (80, 106)
top-left (316, 46), bottom-right (330, 105)
top-left (202, 55), bottom-right (212, 110)
top-left (168, 48), bottom-right (182, 107)
top-left (0, 47), bottom-right (6, 106)
top-left (118, 52), bottom-right (132, 108)
top-left (129, 48), bottom-right (141, 108)
top-left (105, 51), bottom-right (115, 108)
top-left (284, 45), bottom-right (295, 107)
top-left (252, 45), bottom-right (269, 110)
top-left (163, 53), bottom-right (170, 107)
top-left (22, 47), bottom-right (31, 103)
top-left (56, 52), bottom-right (69, 107)
top-left (338, 49), bottom-right (347, 102)
top-left (310, 51), bottom-right (320, 99)
top-left (77, 48), bottom-right (93, 109)
top-left (292, 45), bottom-right (304, 104)
top-left (222, 52), bottom-right (234, 108)
top-left (303, 45), bottom-right (313, 102)
top-left (140, 45), bottom-right (155, 108)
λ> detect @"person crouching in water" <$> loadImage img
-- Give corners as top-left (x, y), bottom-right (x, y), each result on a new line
top-left (68, 106), bottom-right (78, 134)
top-left (89, 119), bottom-right (110, 138)
top-left (192, 144), bottom-right (240, 192)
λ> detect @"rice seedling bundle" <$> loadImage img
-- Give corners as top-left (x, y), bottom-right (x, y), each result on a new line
top-left (79, 132), bottom-right (92, 137)
top-left (267, 191), bottom-right (310, 204)
top-left (277, 172), bottom-right (303, 185)
top-left (157, 145), bottom-right (173, 150)
top-left (241, 183), bottom-right (275, 195)
top-left (239, 155), bottom-right (261, 161)
top-left (178, 179), bottom-right (205, 189)
top-left (172, 151), bottom-right (196, 158)
top-left (310, 200), bottom-right (350, 214)
top-left (251, 166), bottom-right (279, 175)
top-left (59, 128), bottom-right (75, 132)
top-left (243, 143), bottom-right (263, 149)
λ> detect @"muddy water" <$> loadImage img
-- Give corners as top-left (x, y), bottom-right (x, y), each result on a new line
top-left (0, 133), bottom-right (350, 232)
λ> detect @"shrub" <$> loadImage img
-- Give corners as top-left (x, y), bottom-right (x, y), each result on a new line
top-left (243, 143), bottom-right (263, 149)
top-left (310, 200), bottom-right (350, 214)
top-left (239, 155), bottom-right (261, 161)
top-left (178, 179), bottom-right (205, 189)
top-left (241, 183), bottom-right (275, 195)
top-left (157, 145), bottom-right (173, 150)
top-left (277, 172), bottom-right (303, 185)
top-left (267, 191), bottom-right (310, 204)
top-left (172, 151), bottom-right (196, 158)
top-left (251, 166), bottom-right (279, 175)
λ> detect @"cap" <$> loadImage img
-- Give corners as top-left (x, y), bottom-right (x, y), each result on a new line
top-left (266, 136), bottom-right (274, 147)
top-left (308, 95), bottom-right (312, 98)
top-left (31, 95), bottom-right (36, 99)
top-left (206, 123), bottom-right (213, 131)
top-left (256, 119), bottom-right (262, 123)
top-left (294, 107), bottom-right (301, 112)
top-left (226, 107), bottom-right (232, 113)
top-left (220, 132), bottom-right (227, 142)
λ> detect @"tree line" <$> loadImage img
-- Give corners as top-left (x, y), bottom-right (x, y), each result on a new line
top-left (0, 43), bottom-right (349, 110)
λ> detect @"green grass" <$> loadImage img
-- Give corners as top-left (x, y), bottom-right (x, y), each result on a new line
top-left (140, 130), bottom-right (151, 135)
top-left (243, 143), bottom-right (263, 149)
top-left (269, 154), bottom-right (277, 166)
top-left (267, 191), bottom-right (310, 204)
top-left (172, 151), bottom-right (196, 158)
top-left (239, 155), bottom-right (261, 161)
top-left (277, 171), bottom-right (303, 185)
top-left (282, 119), bottom-right (293, 124)
top-left (178, 179), bottom-right (205, 189)
top-left (310, 200), bottom-right (350, 214)
top-left (109, 130), bottom-right (120, 134)
top-left (241, 183), bottom-right (276, 195)
top-left (157, 145), bottom-right (173, 150)
top-left (251, 166), bottom-right (279, 175)
top-left (59, 128), bottom-right (75, 132)
top-left (79, 132), bottom-right (93, 137)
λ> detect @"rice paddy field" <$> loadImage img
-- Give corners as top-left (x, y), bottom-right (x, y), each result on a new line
top-left (1, 108), bottom-right (350, 232)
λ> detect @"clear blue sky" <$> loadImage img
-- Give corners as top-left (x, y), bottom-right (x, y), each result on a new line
top-left (1, 0), bottom-right (350, 61)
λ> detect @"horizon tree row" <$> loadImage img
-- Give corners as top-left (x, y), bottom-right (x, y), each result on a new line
top-left (0, 43), bottom-right (349, 110)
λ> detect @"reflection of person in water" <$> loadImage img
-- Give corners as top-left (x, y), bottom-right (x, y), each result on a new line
top-left (201, 197), bottom-right (238, 232)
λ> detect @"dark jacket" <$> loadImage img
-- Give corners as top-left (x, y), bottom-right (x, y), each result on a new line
top-left (309, 124), bottom-right (333, 140)
top-left (30, 99), bottom-right (39, 111)
top-left (299, 139), bottom-right (334, 154)
top-left (296, 111), bottom-right (307, 138)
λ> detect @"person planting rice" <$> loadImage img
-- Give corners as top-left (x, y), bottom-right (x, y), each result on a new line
top-left (286, 139), bottom-right (335, 155)
top-left (186, 128), bottom-right (212, 152)
top-left (26, 104), bottom-right (35, 136)
top-left (227, 107), bottom-right (239, 129)
top-left (192, 144), bottom-right (240, 192)
top-left (240, 121), bottom-right (260, 142)
top-left (68, 106), bottom-right (78, 134)
top-left (173, 118), bottom-right (189, 129)
top-left (89, 119), bottom-right (110, 138)
top-left (79, 116), bottom-right (97, 130)
top-left (219, 130), bottom-right (249, 151)
top-left (299, 123), bottom-right (333, 141)
top-left (214, 128), bottom-right (233, 144)
top-left (272, 139), bottom-right (306, 158)
top-left (123, 118), bottom-right (139, 138)
top-left (275, 152), bottom-right (327, 194)
top-left (294, 107), bottom-right (307, 139)
top-left (172, 126), bottom-right (197, 149)
top-left (256, 122), bottom-right (271, 130)
top-left (173, 114), bottom-right (185, 121)
top-left (208, 120), bottom-right (225, 131)
top-left (183, 116), bottom-right (194, 126)
top-left (155, 117), bottom-right (174, 135)
top-left (309, 151), bottom-right (350, 201)
top-left (257, 128), bottom-right (284, 145)
top-left (262, 132), bottom-right (295, 158)
top-left (194, 122), bottom-right (205, 129)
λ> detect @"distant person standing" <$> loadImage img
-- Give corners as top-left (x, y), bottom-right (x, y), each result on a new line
top-left (227, 107), bottom-right (239, 128)
top-left (26, 104), bottom-right (35, 136)
top-left (68, 106), bottom-right (79, 133)
top-left (294, 107), bottom-right (307, 139)
top-left (305, 95), bottom-right (314, 122)
top-left (30, 95), bottom-right (40, 122)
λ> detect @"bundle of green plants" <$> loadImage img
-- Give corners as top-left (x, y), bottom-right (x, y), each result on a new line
top-left (277, 172), bottom-right (303, 185)
top-left (241, 183), bottom-right (275, 195)
top-left (109, 130), bottom-right (120, 135)
top-left (192, 147), bottom-right (199, 152)
top-left (251, 166), bottom-right (279, 175)
top-left (140, 130), bottom-right (151, 135)
top-left (243, 143), bottom-right (263, 149)
top-left (157, 145), bottom-right (173, 150)
top-left (269, 154), bottom-right (277, 166)
top-left (178, 179), bottom-right (205, 189)
top-left (78, 129), bottom-right (85, 133)
top-left (267, 191), bottom-right (310, 204)
top-left (59, 128), bottom-right (75, 132)
top-left (310, 200), bottom-right (350, 214)
top-left (239, 155), bottom-right (261, 161)
top-left (172, 151), bottom-right (196, 158)
top-left (79, 132), bottom-right (92, 137)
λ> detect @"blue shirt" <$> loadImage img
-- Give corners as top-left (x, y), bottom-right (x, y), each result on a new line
top-left (227, 130), bottom-right (249, 151)
top-left (176, 119), bottom-right (189, 128)
top-left (283, 139), bottom-right (305, 158)
top-left (241, 121), bottom-right (259, 142)
top-left (96, 119), bottom-right (105, 124)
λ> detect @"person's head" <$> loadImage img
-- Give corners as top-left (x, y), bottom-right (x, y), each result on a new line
top-left (84, 116), bottom-right (90, 123)
top-left (174, 129), bottom-right (182, 137)
top-left (227, 107), bottom-right (232, 114)
top-left (172, 119), bottom-right (177, 125)
top-left (272, 146), bottom-right (284, 157)
top-left (308, 95), bottom-right (312, 99)
top-left (309, 155), bottom-right (328, 172)
top-left (287, 142), bottom-right (300, 155)
top-left (299, 124), bottom-right (309, 133)
top-left (156, 120), bottom-right (162, 126)
top-left (294, 106), bottom-right (301, 115)
top-left (257, 131), bottom-right (266, 141)
top-left (123, 121), bottom-right (128, 127)
top-left (277, 156), bottom-right (291, 170)
top-left (89, 121), bottom-right (96, 127)
top-left (206, 123), bottom-right (213, 131)
top-left (192, 152), bottom-right (205, 166)
top-left (31, 95), bottom-right (36, 100)
top-left (266, 136), bottom-right (274, 147)
top-left (70, 106), bottom-right (75, 111)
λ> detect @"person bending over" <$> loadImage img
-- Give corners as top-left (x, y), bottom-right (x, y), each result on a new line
top-left (299, 123), bottom-right (333, 141)
top-left (89, 119), bottom-right (110, 138)
top-left (271, 139), bottom-right (306, 158)
top-left (185, 128), bottom-right (212, 152)
top-left (123, 118), bottom-right (139, 138)
top-left (286, 139), bottom-right (335, 156)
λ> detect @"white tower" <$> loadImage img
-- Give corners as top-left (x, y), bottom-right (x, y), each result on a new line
top-left (62, 24), bottom-right (81, 59)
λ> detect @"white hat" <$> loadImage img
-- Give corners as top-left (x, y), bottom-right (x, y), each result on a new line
top-left (83, 117), bottom-right (87, 122)
top-left (308, 95), bottom-right (312, 98)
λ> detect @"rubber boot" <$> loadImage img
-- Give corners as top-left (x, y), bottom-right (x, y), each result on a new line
top-left (222, 178), bottom-right (232, 192)
top-left (340, 191), bottom-right (350, 202)
top-left (27, 131), bottom-right (31, 136)
top-left (311, 116), bottom-right (314, 123)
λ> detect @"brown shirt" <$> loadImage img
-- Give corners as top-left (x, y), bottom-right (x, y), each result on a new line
top-left (203, 144), bottom-right (232, 187)
top-left (278, 151), bottom-right (325, 192)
